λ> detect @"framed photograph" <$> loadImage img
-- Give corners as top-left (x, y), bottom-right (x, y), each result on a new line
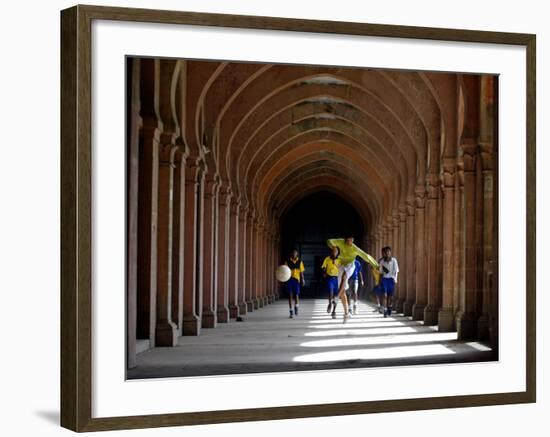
top-left (60, 4), bottom-right (536, 432)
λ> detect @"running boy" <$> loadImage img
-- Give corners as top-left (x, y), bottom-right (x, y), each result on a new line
top-left (327, 236), bottom-right (379, 323)
top-left (379, 246), bottom-right (399, 317)
top-left (285, 249), bottom-right (305, 318)
top-left (347, 257), bottom-right (364, 315)
top-left (321, 245), bottom-right (341, 319)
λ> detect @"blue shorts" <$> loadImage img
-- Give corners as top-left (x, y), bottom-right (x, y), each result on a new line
top-left (286, 277), bottom-right (301, 295)
top-left (326, 276), bottom-right (339, 296)
top-left (381, 277), bottom-right (395, 296)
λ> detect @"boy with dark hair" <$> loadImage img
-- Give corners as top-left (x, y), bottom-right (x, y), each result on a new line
top-left (285, 248), bottom-right (305, 318)
top-left (379, 246), bottom-right (399, 317)
top-left (322, 245), bottom-right (341, 319)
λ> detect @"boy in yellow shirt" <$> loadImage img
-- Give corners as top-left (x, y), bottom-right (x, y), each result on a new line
top-left (321, 246), bottom-right (341, 318)
top-left (285, 248), bottom-right (305, 318)
top-left (327, 236), bottom-right (379, 323)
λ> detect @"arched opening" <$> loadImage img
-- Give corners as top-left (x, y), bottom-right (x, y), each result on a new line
top-left (279, 191), bottom-right (365, 297)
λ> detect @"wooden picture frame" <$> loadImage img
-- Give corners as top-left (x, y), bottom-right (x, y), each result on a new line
top-left (60, 4), bottom-right (536, 432)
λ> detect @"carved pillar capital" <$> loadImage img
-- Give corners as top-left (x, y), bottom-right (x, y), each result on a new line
top-left (461, 139), bottom-right (478, 173)
top-left (479, 141), bottom-right (494, 171)
top-left (159, 143), bottom-right (179, 167)
top-left (441, 157), bottom-right (456, 188)
top-left (426, 173), bottom-right (440, 199)
top-left (406, 196), bottom-right (416, 216)
top-left (415, 185), bottom-right (426, 208)
top-left (399, 205), bottom-right (408, 223)
top-left (185, 157), bottom-right (206, 183)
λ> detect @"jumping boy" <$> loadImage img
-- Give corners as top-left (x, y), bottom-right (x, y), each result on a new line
top-left (327, 236), bottom-right (379, 323)
top-left (285, 248), bottom-right (305, 318)
top-left (379, 246), bottom-right (399, 317)
top-left (321, 245), bottom-right (341, 319)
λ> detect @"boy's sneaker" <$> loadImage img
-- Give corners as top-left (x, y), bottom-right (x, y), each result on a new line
top-left (353, 304), bottom-right (357, 315)
top-left (348, 307), bottom-right (352, 315)
top-left (294, 306), bottom-right (299, 316)
top-left (383, 308), bottom-right (388, 318)
top-left (289, 310), bottom-right (293, 319)
top-left (327, 303), bottom-right (332, 313)
top-left (331, 311), bottom-right (336, 319)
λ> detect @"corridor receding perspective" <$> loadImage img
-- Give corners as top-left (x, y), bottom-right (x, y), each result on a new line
top-left (126, 57), bottom-right (498, 379)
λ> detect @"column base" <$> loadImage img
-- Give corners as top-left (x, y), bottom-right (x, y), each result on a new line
top-left (423, 304), bottom-right (439, 326)
top-left (217, 305), bottom-right (230, 323)
top-left (456, 312), bottom-right (477, 340)
top-left (438, 307), bottom-right (455, 332)
top-left (395, 298), bottom-right (405, 313)
top-left (402, 300), bottom-right (414, 317)
top-left (238, 301), bottom-right (248, 316)
top-left (263, 296), bottom-right (269, 306)
top-left (155, 321), bottom-right (178, 347)
top-left (412, 303), bottom-right (426, 321)
top-left (201, 309), bottom-right (217, 328)
top-left (253, 298), bottom-right (260, 310)
top-left (477, 313), bottom-right (490, 340)
top-left (228, 304), bottom-right (239, 319)
top-left (182, 315), bottom-right (201, 336)
top-left (246, 300), bottom-right (255, 312)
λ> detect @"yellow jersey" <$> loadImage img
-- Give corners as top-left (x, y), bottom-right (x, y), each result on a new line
top-left (321, 256), bottom-right (341, 277)
top-left (285, 257), bottom-right (305, 281)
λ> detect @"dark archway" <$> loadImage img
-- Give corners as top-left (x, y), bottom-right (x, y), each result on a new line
top-left (279, 191), bottom-right (364, 297)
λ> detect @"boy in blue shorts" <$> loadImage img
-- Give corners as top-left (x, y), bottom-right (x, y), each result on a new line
top-left (321, 246), bottom-right (341, 319)
top-left (285, 249), bottom-right (305, 318)
top-left (346, 257), bottom-right (364, 315)
top-left (379, 246), bottom-right (399, 317)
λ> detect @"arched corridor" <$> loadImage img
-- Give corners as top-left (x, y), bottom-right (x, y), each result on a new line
top-left (126, 57), bottom-right (498, 374)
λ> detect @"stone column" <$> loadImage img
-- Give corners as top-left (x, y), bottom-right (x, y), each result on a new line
top-left (262, 226), bottom-right (270, 305)
top-left (453, 158), bottom-right (465, 321)
top-left (478, 142), bottom-right (494, 340)
top-left (154, 144), bottom-right (178, 346)
top-left (201, 176), bottom-right (219, 328)
top-left (438, 158), bottom-right (456, 331)
top-left (274, 234), bottom-right (281, 299)
top-left (403, 197), bottom-right (416, 316)
top-left (456, 141), bottom-right (478, 339)
top-left (252, 218), bottom-right (262, 309)
top-left (181, 159), bottom-right (203, 336)
top-left (136, 121), bottom-right (159, 346)
top-left (424, 174), bottom-right (441, 326)
top-left (127, 58), bottom-right (141, 368)
top-left (245, 210), bottom-right (255, 312)
top-left (396, 207), bottom-right (407, 312)
top-left (216, 185), bottom-right (231, 323)
top-left (238, 206), bottom-right (249, 315)
top-left (227, 198), bottom-right (240, 318)
top-left (391, 211), bottom-right (400, 307)
top-left (170, 148), bottom-right (187, 337)
top-left (266, 229), bottom-right (274, 303)
top-left (412, 186), bottom-right (427, 320)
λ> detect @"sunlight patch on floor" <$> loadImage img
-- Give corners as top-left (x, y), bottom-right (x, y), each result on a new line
top-left (293, 344), bottom-right (456, 362)
top-left (304, 326), bottom-right (428, 337)
top-left (299, 332), bottom-right (458, 348)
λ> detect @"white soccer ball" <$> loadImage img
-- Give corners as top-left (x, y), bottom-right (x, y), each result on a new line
top-left (276, 265), bottom-right (292, 282)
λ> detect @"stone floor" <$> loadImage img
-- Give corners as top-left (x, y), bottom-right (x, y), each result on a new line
top-left (127, 299), bottom-right (495, 379)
